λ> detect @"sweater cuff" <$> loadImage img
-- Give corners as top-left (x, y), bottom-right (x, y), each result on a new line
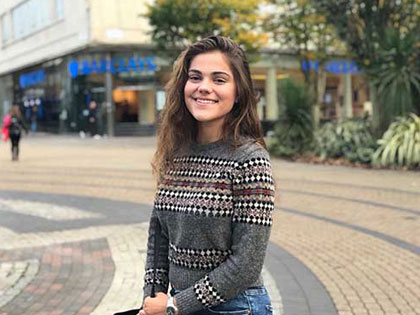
top-left (175, 286), bottom-right (203, 315)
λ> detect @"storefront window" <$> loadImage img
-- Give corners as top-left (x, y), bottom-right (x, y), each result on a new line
top-left (12, 61), bottom-right (68, 133)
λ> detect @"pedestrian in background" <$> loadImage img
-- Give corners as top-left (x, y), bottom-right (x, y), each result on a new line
top-left (5, 106), bottom-right (28, 161)
top-left (88, 100), bottom-right (101, 139)
top-left (140, 36), bottom-right (275, 315)
top-left (1, 111), bottom-right (11, 142)
top-left (30, 104), bottom-right (38, 132)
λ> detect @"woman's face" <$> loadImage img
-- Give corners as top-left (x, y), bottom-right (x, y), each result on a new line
top-left (184, 50), bottom-right (236, 130)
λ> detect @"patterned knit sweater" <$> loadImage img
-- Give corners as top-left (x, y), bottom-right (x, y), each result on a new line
top-left (143, 139), bottom-right (275, 315)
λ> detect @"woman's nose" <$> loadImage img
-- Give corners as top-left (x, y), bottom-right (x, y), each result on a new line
top-left (198, 78), bottom-right (212, 93)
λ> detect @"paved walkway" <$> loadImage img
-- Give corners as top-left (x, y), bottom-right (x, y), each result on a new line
top-left (0, 134), bottom-right (419, 315)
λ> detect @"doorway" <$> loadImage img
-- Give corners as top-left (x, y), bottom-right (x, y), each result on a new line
top-left (113, 88), bottom-right (156, 124)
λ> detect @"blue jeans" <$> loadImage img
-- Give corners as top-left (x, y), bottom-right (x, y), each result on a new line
top-left (171, 286), bottom-right (273, 315)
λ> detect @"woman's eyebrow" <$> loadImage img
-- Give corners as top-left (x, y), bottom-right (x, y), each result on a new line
top-left (188, 69), bottom-right (202, 74)
top-left (212, 71), bottom-right (231, 77)
top-left (188, 69), bottom-right (231, 77)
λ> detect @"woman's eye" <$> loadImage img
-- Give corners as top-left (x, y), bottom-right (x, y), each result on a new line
top-left (214, 78), bottom-right (226, 84)
top-left (188, 75), bottom-right (200, 81)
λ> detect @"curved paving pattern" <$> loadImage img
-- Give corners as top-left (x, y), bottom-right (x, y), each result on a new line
top-left (0, 191), bottom-right (301, 314)
top-left (0, 239), bottom-right (114, 314)
top-left (265, 243), bottom-right (337, 315)
top-left (281, 188), bottom-right (420, 216)
top-left (0, 135), bottom-right (419, 315)
top-left (0, 259), bottom-right (39, 309)
top-left (270, 211), bottom-right (420, 315)
top-left (278, 206), bottom-right (420, 255)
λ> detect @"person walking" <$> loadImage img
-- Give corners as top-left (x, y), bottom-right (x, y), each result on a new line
top-left (6, 106), bottom-right (28, 161)
top-left (140, 36), bottom-right (275, 315)
top-left (87, 100), bottom-right (101, 138)
top-left (1, 111), bottom-right (11, 142)
top-left (30, 104), bottom-right (38, 132)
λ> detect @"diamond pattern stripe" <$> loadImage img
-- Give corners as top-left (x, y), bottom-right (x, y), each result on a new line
top-left (194, 275), bottom-right (226, 308)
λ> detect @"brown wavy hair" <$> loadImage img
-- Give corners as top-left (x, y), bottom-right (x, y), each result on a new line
top-left (152, 36), bottom-right (265, 178)
top-left (11, 105), bottom-right (22, 118)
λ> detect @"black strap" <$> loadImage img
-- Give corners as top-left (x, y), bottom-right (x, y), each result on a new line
top-left (113, 216), bottom-right (162, 315)
top-left (151, 216), bottom-right (162, 298)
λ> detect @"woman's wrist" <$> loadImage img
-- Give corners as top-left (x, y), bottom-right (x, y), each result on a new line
top-left (166, 296), bottom-right (179, 315)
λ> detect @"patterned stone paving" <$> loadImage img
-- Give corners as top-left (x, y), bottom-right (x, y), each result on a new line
top-left (0, 259), bottom-right (39, 309)
top-left (0, 215), bottom-right (283, 315)
top-left (0, 239), bottom-right (114, 315)
top-left (0, 135), bottom-right (418, 315)
top-left (0, 198), bottom-right (102, 221)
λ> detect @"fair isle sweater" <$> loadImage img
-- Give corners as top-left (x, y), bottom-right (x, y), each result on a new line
top-left (143, 139), bottom-right (275, 315)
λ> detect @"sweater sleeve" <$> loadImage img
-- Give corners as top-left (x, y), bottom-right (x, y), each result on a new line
top-left (142, 208), bottom-right (170, 300)
top-left (174, 151), bottom-right (275, 314)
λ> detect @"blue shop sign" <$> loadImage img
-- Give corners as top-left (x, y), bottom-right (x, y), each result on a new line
top-left (302, 60), bottom-right (361, 74)
top-left (68, 56), bottom-right (157, 78)
top-left (19, 69), bottom-right (46, 88)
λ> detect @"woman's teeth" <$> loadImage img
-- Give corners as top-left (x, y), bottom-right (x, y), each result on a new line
top-left (196, 98), bottom-right (217, 104)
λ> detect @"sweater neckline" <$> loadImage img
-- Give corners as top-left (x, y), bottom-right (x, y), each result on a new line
top-left (191, 139), bottom-right (225, 150)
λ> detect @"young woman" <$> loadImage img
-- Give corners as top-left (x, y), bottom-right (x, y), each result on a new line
top-left (7, 106), bottom-right (27, 161)
top-left (140, 36), bottom-right (275, 315)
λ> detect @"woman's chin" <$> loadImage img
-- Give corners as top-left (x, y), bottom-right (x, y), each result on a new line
top-left (191, 113), bottom-right (213, 122)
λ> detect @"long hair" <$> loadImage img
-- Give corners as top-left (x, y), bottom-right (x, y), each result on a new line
top-left (10, 105), bottom-right (22, 118)
top-left (152, 36), bottom-right (265, 178)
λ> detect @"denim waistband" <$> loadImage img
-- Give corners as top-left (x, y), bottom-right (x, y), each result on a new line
top-left (242, 286), bottom-right (267, 296)
top-left (170, 285), bottom-right (266, 297)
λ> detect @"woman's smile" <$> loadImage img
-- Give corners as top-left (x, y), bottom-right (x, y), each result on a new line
top-left (193, 97), bottom-right (219, 105)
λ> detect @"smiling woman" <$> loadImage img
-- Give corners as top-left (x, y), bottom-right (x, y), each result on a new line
top-left (184, 51), bottom-right (236, 144)
top-left (153, 36), bottom-right (264, 177)
top-left (139, 36), bottom-right (275, 315)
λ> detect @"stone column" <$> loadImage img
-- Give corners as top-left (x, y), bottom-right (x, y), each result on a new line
top-left (343, 72), bottom-right (353, 119)
top-left (59, 71), bottom-right (71, 134)
top-left (265, 67), bottom-right (278, 121)
top-left (0, 75), bottom-right (13, 118)
top-left (105, 53), bottom-right (115, 137)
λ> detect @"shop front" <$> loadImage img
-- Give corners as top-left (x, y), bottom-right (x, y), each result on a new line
top-left (7, 59), bottom-right (67, 133)
top-left (0, 49), bottom-right (370, 136)
top-left (0, 48), bottom-right (165, 136)
top-left (67, 51), bottom-right (164, 136)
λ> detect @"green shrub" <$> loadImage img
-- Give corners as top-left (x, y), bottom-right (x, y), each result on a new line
top-left (268, 79), bottom-right (313, 158)
top-left (372, 113), bottom-right (420, 168)
top-left (314, 117), bottom-right (377, 163)
top-left (370, 28), bottom-right (420, 128)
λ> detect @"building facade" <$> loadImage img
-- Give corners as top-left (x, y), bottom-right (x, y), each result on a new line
top-left (0, 0), bottom-right (368, 136)
top-left (0, 0), bottom-right (163, 135)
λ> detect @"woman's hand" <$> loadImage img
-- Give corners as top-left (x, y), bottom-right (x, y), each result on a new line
top-left (138, 292), bottom-right (168, 315)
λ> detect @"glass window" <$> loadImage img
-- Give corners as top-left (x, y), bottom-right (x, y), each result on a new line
top-left (1, 14), bottom-right (11, 42)
top-left (39, 0), bottom-right (50, 27)
top-left (56, 0), bottom-right (65, 20)
top-left (28, 0), bottom-right (38, 30)
top-left (22, 1), bottom-right (32, 37)
top-left (12, 4), bottom-right (24, 39)
top-left (12, 0), bottom-right (51, 40)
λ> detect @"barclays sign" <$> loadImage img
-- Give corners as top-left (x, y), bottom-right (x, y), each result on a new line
top-left (68, 56), bottom-right (157, 78)
top-left (302, 60), bottom-right (361, 74)
top-left (19, 69), bottom-right (46, 88)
